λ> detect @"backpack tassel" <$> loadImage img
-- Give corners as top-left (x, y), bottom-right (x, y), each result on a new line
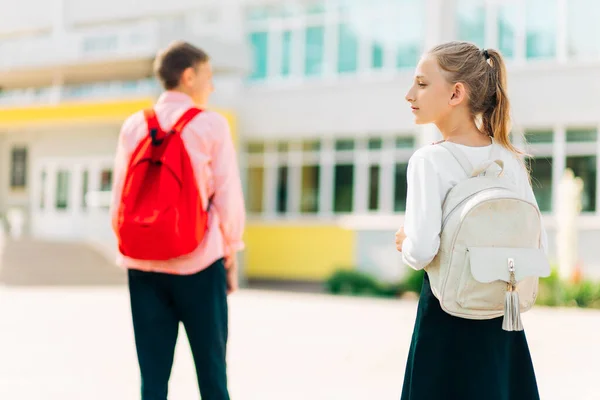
top-left (502, 270), bottom-right (523, 332)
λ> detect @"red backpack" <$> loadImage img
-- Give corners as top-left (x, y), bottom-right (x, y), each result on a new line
top-left (116, 107), bottom-right (208, 260)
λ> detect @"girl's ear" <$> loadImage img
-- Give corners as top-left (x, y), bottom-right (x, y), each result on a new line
top-left (449, 82), bottom-right (467, 106)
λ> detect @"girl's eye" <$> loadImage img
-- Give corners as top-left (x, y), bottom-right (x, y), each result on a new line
top-left (418, 83), bottom-right (427, 87)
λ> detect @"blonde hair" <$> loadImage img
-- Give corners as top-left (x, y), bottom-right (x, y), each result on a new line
top-left (428, 41), bottom-right (525, 160)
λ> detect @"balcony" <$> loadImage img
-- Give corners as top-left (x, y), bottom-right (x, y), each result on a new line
top-left (0, 17), bottom-right (249, 88)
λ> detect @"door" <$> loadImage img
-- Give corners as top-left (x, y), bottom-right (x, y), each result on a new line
top-left (32, 156), bottom-right (115, 241)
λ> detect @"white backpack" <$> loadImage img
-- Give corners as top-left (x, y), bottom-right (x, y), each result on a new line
top-left (425, 141), bottom-right (551, 331)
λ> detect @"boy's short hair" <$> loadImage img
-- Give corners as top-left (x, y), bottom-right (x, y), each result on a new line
top-left (153, 41), bottom-right (210, 90)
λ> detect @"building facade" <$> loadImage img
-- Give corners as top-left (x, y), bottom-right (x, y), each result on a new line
top-left (1, 0), bottom-right (600, 281)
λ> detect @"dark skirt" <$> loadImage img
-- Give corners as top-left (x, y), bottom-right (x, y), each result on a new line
top-left (401, 272), bottom-right (540, 400)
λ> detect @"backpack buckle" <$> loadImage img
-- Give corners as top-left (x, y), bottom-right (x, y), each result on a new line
top-left (150, 128), bottom-right (164, 146)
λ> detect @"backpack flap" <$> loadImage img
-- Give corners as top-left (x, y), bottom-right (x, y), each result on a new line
top-left (467, 246), bottom-right (551, 284)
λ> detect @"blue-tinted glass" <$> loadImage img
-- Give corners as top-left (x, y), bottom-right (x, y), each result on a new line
top-left (526, 0), bottom-right (557, 59)
top-left (372, 43), bottom-right (384, 69)
top-left (567, 0), bottom-right (600, 58)
top-left (456, 0), bottom-right (485, 48)
top-left (305, 26), bottom-right (325, 76)
top-left (281, 30), bottom-right (292, 76)
top-left (248, 32), bottom-right (268, 80)
top-left (396, 0), bottom-right (422, 68)
top-left (498, 5), bottom-right (517, 58)
top-left (338, 23), bottom-right (359, 73)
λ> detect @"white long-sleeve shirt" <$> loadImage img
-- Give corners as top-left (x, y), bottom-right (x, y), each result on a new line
top-left (401, 141), bottom-right (548, 270)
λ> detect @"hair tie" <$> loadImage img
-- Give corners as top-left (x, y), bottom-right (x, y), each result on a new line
top-left (482, 49), bottom-right (490, 60)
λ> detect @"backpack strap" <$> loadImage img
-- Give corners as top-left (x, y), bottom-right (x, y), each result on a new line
top-left (438, 141), bottom-right (474, 176)
top-left (143, 108), bottom-right (164, 145)
top-left (170, 108), bottom-right (203, 135)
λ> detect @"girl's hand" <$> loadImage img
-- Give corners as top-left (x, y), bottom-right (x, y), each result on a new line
top-left (395, 226), bottom-right (407, 252)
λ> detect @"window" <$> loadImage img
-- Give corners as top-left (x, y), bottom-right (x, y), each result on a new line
top-left (395, 0), bottom-right (423, 68)
top-left (526, 0), bottom-right (557, 59)
top-left (566, 156), bottom-right (597, 212)
top-left (335, 139), bottom-right (355, 151)
top-left (368, 165), bottom-right (380, 211)
top-left (526, 130), bottom-right (554, 144)
top-left (456, 0), bottom-right (485, 48)
top-left (82, 170), bottom-right (89, 209)
top-left (276, 166), bottom-right (288, 213)
top-left (301, 165), bottom-right (320, 213)
top-left (56, 170), bottom-right (70, 210)
top-left (249, 31), bottom-right (269, 80)
top-left (368, 138), bottom-right (383, 150)
top-left (394, 163), bottom-right (409, 212)
top-left (566, 128), bottom-right (597, 143)
top-left (248, 167), bottom-right (264, 213)
top-left (527, 157), bottom-right (553, 213)
top-left (305, 26), bottom-right (325, 76)
top-left (334, 165), bottom-right (354, 213)
top-left (498, 4), bottom-right (518, 59)
top-left (281, 30), bottom-right (293, 77)
top-left (10, 147), bottom-right (27, 189)
top-left (567, 0), bottom-right (600, 59)
top-left (396, 136), bottom-right (415, 148)
top-left (337, 23), bottom-right (359, 73)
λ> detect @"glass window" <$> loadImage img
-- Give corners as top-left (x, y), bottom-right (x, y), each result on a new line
top-left (56, 170), bottom-right (70, 210)
top-left (456, 0), bottom-right (485, 48)
top-left (248, 32), bottom-right (269, 80)
top-left (100, 169), bottom-right (112, 192)
top-left (82, 170), bottom-right (89, 209)
top-left (567, 0), bottom-right (600, 59)
top-left (368, 165), bottom-right (380, 211)
top-left (334, 165), bottom-right (354, 213)
top-left (372, 43), bottom-right (384, 69)
top-left (247, 142), bottom-right (265, 154)
top-left (566, 156), bottom-right (597, 212)
top-left (281, 30), bottom-right (293, 77)
top-left (277, 142), bottom-right (289, 153)
top-left (526, 0), bottom-right (557, 59)
top-left (498, 4), bottom-right (518, 59)
top-left (335, 139), bottom-right (355, 151)
top-left (396, 136), bottom-right (415, 148)
top-left (395, 0), bottom-right (422, 68)
top-left (302, 140), bottom-right (321, 151)
top-left (305, 26), bottom-right (325, 77)
top-left (368, 138), bottom-right (382, 150)
top-left (525, 130), bottom-right (554, 144)
top-left (10, 147), bottom-right (27, 189)
top-left (338, 23), bottom-right (359, 73)
top-left (248, 167), bottom-right (264, 213)
top-left (40, 171), bottom-right (46, 210)
top-left (301, 166), bottom-right (320, 213)
top-left (394, 163), bottom-right (408, 212)
top-left (527, 158), bottom-right (553, 212)
top-left (566, 128), bottom-right (597, 143)
top-left (276, 166), bottom-right (288, 213)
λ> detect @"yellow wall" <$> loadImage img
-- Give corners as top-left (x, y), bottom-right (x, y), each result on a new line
top-left (244, 223), bottom-right (355, 280)
top-left (0, 98), bottom-right (238, 144)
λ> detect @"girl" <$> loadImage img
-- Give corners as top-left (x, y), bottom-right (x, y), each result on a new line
top-left (395, 41), bottom-right (547, 400)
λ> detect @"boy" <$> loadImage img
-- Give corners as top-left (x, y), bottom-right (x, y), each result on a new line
top-left (110, 41), bottom-right (245, 400)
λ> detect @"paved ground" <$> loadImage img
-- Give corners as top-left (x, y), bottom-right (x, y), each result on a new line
top-left (0, 285), bottom-right (598, 400)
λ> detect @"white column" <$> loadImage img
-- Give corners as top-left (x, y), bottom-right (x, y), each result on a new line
top-left (552, 126), bottom-right (566, 214)
top-left (323, 2), bottom-right (339, 80)
top-left (485, 1), bottom-right (498, 50)
top-left (556, 0), bottom-right (568, 63)
top-left (425, 0), bottom-right (447, 46)
top-left (514, 0), bottom-right (526, 64)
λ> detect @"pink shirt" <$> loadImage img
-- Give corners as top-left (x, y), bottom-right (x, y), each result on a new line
top-left (110, 91), bottom-right (246, 275)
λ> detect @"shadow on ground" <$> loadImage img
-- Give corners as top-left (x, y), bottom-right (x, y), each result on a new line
top-left (0, 238), bottom-right (126, 286)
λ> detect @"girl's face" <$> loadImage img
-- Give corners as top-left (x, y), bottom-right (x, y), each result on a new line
top-left (405, 55), bottom-right (458, 125)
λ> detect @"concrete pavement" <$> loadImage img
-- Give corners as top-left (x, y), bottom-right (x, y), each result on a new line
top-left (0, 286), bottom-right (598, 400)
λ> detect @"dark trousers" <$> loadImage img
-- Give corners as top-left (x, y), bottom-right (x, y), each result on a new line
top-left (128, 259), bottom-right (229, 400)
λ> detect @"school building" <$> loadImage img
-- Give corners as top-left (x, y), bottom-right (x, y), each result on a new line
top-left (1, 0), bottom-right (600, 282)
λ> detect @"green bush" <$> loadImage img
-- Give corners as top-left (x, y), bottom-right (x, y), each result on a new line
top-left (326, 266), bottom-right (600, 309)
top-left (324, 269), bottom-right (404, 298)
